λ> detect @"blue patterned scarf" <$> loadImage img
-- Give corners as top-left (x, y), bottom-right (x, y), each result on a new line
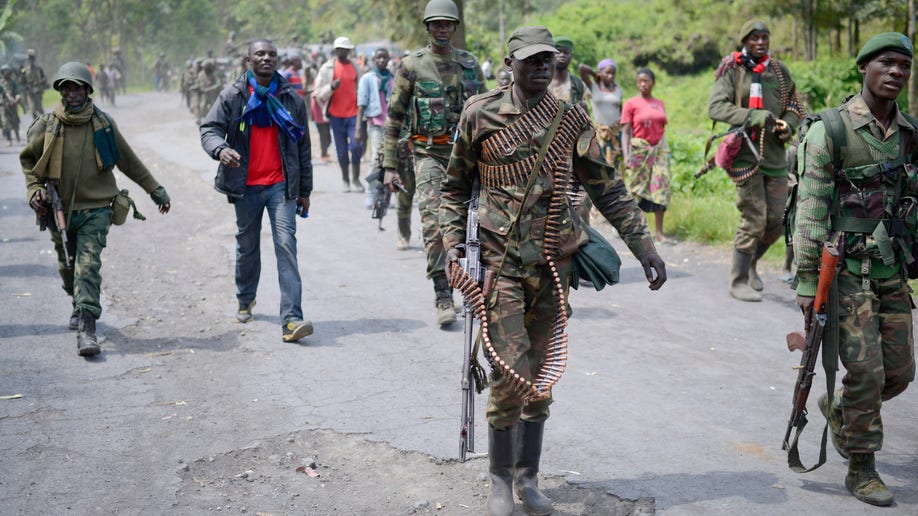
top-left (237, 70), bottom-right (305, 142)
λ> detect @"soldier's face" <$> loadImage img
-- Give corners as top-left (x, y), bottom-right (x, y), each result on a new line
top-left (507, 51), bottom-right (556, 97)
top-left (427, 20), bottom-right (456, 45)
top-left (555, 47), bottom-right (571, 70)
top-left (743, 31), bottom-right (770, 59)
top-left (59, 82), bottom-right (88, 109)
top-left (859, 50), bottom-right (912, 101)
top-left (249, 41), bottom-right (278, 80)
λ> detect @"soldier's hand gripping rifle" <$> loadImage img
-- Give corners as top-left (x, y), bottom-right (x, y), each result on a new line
top-left (36, 182), bottom-right (72, 269)
top-left (695, 122), bottom-right (761, 178)
top-left (456, 178), bottom-right (484, 462)
top-left (369, 167), bottom-right (407, 231)
top-left (782, 239), bottom-right (840, 471)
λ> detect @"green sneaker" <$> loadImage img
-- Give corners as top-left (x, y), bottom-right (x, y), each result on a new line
top-left (236, 300), bottom-right (256, 323)
top-left (282, 320), bottom-right (314, 342)
top-left (846, 453), bottom-right (893, 506)
top-left (818, 392), bottom-right (848, 459)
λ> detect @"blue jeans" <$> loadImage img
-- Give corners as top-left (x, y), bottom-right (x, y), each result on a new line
top-left (328, 115), bottom-right (362, 168)
top-left (234, 182), bottom-right (303, 323)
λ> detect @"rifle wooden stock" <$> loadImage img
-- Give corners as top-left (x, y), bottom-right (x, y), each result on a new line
top-left (782, 240), bottom-right (839, 462)
top-left (46, 182), bottom-right (72, 270)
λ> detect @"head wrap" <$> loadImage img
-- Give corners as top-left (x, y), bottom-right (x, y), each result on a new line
top-left (856, 32), bottom-right (914, 65)
top-left (597, 58), bottom-right (617, 71)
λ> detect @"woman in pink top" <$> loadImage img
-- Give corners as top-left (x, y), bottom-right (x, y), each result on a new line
top-left (621, 68), bottom-right (670, 242)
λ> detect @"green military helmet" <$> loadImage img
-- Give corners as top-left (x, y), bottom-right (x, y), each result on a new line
top-left (423, 0), bottom-right (459, 24)
top-left (52, 61), bottom-right (94, 94)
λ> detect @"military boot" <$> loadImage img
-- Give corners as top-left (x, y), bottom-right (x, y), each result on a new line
top-left (846, 453), bottom-right (893, 506)
top-left (729, 249), bottom-right (761, 302)
top-left (513, 420), bottom-right (553, 515)
top-left (818, 391), bottom-right (848, 459)
top-left (350, 162), bottom-right (364, 193)
top-left (76, 311), bottom-right (101, 357)
top-left (433, 276), bottom-right (457, 326)
top-left (68, 309), bottom-right (80, 331)
top-left (488, 425), bottom-right (515, 516)
top-left (396, 216), bottom-right (411, 250)
top-left (748, 241), bottom-right (770, 292)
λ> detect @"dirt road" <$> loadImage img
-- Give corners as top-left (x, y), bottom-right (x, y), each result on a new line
top-left (1, 92), bottom-right (915, 515)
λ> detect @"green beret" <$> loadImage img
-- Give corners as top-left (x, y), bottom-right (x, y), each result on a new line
top-left (856, 32), bottom-right (914, 65)
top-left (554, 36), bottom-right (574, 50)
top-left (738, 20), bottom-right (769, 43)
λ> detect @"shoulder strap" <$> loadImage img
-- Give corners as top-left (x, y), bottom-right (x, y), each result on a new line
top-left (819, 108), bottom-right (847, 171)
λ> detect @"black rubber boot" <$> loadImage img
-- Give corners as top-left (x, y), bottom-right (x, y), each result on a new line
top-left (350, 162), bottom-right (364, 192)
top-left (729, 249), bottom-right (761, 302)
top-left (433, 275), bottom-right (456, 326)
top-left (488, 425), bottom-right (515, 516)
top-left (513, 420), bottom-right (553, 515)
top-left (76, 311), bottom-right (101, 357)
top-left (748, 241), bottom-right (770, 292)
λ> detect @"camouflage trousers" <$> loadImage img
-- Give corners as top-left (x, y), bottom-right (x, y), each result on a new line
top-left (50, 207), bottom-right (112, 319)
top-left (734, 172), bottom-right (787, 253)
top-left (413, 154), bottom-right (448, 279)
top-left (835, 268), bottom-right (916, 453)
top-left (485, 258), bottom-right (573, 430)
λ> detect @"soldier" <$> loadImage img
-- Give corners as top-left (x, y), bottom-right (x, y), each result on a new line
top-left (440, 26), bottom-right (666, 515)
top-left (20, 49), bottom-right (48, 118)
top-left (194, 60), bottom-right (221, 124)
top-left (21, 62), bottom-right (172, 357)
top-left (708, 20), bottom-right (804, 302)
top-left (111, 47), bottom-right (127, 95)
top-left (794, 32), bottom-right (916, 507)
top-left (0, 65), bottom-right (22, 145)
top-left (153, 52), bottom-right (169, 91)
top-left (382, 0), bottom-right (487, 326)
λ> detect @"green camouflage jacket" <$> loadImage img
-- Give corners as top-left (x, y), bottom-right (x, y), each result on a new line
top-left (441, 86), bottom-right (655, 271)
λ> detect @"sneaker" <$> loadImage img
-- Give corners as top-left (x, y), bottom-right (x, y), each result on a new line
top-left (282, 320), bottom-right (314, 342)
top-left (236, 300), bottom-right (256, 323)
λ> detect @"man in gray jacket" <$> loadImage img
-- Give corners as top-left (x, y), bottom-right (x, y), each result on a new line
top-left (200, 39), bottom-right (314, 343)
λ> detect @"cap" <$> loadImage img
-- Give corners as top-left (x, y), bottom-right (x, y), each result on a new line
top-left (27, 48), bottom-right (35, 56)
top-left (554, 36), bottom-right (573, 50)
top-left (738, 20), bottom-right (769, 43)
top-left (508, 26), bottom-right (558, 61)
top-left (333, 36), bottom-right (354, 50)
top-left (856, 32), bottom-right (914, 65)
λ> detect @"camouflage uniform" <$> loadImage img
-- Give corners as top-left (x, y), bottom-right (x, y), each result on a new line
top-left (383, 47), bottom-right (486, 281)
top-left (440, 87), bottom-right (656, 429)
top-left (794, 93), bottom-right (916, 455)
top-left (194, 63), bottom-right (222, 123)
top-left (0, 69), bottom-right (22, 144)
top-left (20, 58), bottom-right (48, 118)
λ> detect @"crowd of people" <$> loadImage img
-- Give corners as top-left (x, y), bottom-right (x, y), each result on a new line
top-left (15, 0), bottom-right (917, 511)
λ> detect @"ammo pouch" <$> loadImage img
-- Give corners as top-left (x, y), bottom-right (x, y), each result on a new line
top-left (111, 189), bottom-right (146, 225)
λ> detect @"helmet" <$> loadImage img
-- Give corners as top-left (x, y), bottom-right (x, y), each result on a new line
top-left (423, 0), bottom-right (459, 24)
top-left (52, 61), bottom-right (94, 94)
top-left (0, 64), bottom-right (11, 73)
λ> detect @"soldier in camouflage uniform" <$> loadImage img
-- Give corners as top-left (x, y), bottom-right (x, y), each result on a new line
top-left (0, 65), bottom-right (22, 145)
top-left (440, 26), bottom-right (666, 516)
top-left (20, 49), bottom-right (48, 118)
top-left (382, 0), bottom-right (486, 326)
top-left (194, 60), bottom-right (222, 124)
top-left (708, 20), bottom-right (804, 302)
top-left (794, 33), bottom-right (916, 507)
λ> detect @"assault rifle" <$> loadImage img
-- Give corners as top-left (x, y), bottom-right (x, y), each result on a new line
top-left (458, 179), bottom-right (482, 462)
top-left (368, 168), bottom-right (407, 231)
top-left (37, 182), bottom-right (72, 270)
top-left (782, 238), bottom-right (840, 470)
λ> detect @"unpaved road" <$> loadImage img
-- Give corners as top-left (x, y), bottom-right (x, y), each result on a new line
top-left (0, 92), bottom-right (915, 515)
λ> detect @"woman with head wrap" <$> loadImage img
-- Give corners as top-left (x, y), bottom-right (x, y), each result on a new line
top-left (579, 58), bottom-right (623, 167)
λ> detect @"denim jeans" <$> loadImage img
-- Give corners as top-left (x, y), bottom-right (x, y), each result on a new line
top-left (328, 115), bottom-right (362, 168)
top-left (234, 181), bottom-right (303, 323)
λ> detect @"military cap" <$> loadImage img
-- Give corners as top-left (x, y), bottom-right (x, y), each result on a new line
top-left (856, 32), bottom-right (914, 65)
top-left (554, 36), bottom-right (574, 50)
top-left (508, 26), bottom-right (558, 61)
top-left (738, 20), bottom-right (769, 43)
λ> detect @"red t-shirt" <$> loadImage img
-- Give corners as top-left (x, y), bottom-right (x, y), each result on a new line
top-left (327, 60), bottom-right (358, 118)
top-left (246, 85), bottom-right (284, 186)
top-left (621, 96), bottom-right (668, 146)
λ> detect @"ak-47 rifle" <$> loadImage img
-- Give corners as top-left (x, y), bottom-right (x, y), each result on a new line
top-left (458, 178), bottom-right (482, 462)
top-left (695, 122), bottom-right (760, 178)
top-left (782, 238), bottom-right (840, 469)
top-left (37, 181), bottom-right (72, 269)
top-left (369, 167), bottom-right (407, 231)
